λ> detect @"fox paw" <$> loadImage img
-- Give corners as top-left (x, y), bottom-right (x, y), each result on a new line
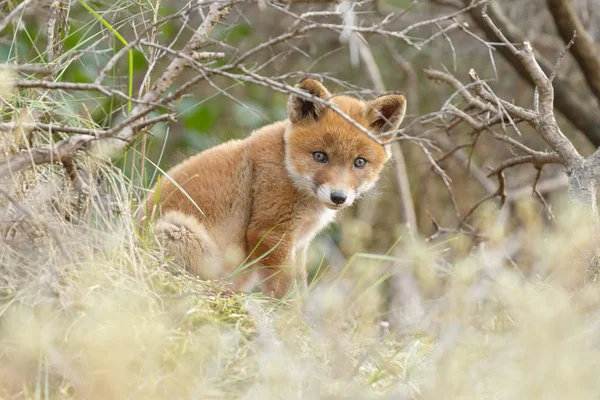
top-left (156, 222), bottom-right (199, 244)
top-left (158, 223), bottom-right (186, 240)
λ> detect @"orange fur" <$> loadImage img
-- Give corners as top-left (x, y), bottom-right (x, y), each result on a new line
top-left (141, 79), bottom-right (406, 298)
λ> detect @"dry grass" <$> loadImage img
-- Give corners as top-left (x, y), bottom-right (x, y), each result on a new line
top-left (0, 157), bottom-right (426, 399)
top-left (1, 150), bottom-right (600, 400)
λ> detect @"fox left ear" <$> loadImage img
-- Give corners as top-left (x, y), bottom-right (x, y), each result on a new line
top-left (287, 77), bottom-right (331, 123)
top-left (364, 94), bottom-right (407, 140)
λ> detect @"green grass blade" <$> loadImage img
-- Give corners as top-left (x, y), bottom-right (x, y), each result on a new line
top-left (78, 0), bottom-right (133, 112)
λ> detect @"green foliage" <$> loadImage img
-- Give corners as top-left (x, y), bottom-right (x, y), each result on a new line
top-left (132, 49), bottom-right (148, 72)
top-left (219, 24), bottom-right (253, 44)
top-left (63, 55), bottom-right (96, 83)
top-left (179, 98), bottom-right (219, 133)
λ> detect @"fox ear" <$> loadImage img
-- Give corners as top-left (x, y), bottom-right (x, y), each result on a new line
top-left (287, 77), bottom-right (331, 123)
top-left (364, 94), bottom-right (407, 139)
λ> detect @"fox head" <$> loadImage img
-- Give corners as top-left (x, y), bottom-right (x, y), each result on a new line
top-left (284, 77), bottom-right (406, 210)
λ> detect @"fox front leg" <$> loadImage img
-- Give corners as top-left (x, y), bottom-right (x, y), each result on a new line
top-left (246, 231), bottom-right (301, 299)
top-left (260, 246), bottom-right (309, 299)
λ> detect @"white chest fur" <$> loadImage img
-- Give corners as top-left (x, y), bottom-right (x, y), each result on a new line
top-left (293, 207), bottom-right (337, 250)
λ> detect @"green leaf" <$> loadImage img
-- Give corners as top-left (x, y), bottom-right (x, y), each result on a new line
top-left (219, 24), bottom-right (252, 44)
top-left (132, 50), bottom-right (147, 72)
top-left (63, 28), bottom-right (83, 50)
top-left (177, 98), bottom-right (218, 133)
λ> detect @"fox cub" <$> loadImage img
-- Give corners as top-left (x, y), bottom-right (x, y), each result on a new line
top-left (141, 78), bottom-right (406, 298)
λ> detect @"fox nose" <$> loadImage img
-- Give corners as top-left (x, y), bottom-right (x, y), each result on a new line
top-left (330, 192), bottom-right (347, 205)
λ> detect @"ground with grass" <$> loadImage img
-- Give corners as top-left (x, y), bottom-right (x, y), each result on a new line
top-left (1, 160), bottom-right (600, 400)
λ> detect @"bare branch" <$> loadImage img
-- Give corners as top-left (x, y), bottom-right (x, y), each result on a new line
top-left (140, 41), bottom-right (225, 63)
top-left (485, 154), bottom-right (562, 177)
top-left (437, 5), bottom-right (584, 171)
top-left (458, 171), bottom-right (506, 228)
top-left (14, 80), bottom-right (172, 108)
top-left (426, 69), bottom-right (563, 170)
top-left (516, 42), bottom-right (583, 170)
top-left (466, 70), bottom-right (538, 122)
top-left (0, 115), bottom-right (173, 178)
top-left (546, 0), bottom-right (600, 101)
top-left (549, 30), bottom-right (576, 82)
top-left (0, 122), bottom-right (106, 136)
top-left (424, 68), bottom-right (495, 113)
top-left (1, 64), bottom-right (58, 76)
top-left (462, 0), bottom-right (600, 146)
top-left (0, 116), bottom-right (171, 178)
top-left (0, 0), bottom-right (33, 33)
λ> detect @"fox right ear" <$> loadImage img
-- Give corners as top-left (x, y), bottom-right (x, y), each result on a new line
top-left (364, 94), bottom-right (407, 140)
top-left (287, 77), bottom-right (331, 123)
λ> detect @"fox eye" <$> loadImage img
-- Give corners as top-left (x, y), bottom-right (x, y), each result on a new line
top-left (313, 151), bottom-right (328, 163)
top-left (354, 157), bottom-right (367, 168)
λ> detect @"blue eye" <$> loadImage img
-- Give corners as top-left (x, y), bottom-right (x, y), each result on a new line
top-left (354, 157), bottom-right (367, 168)
top-left (313, 151), bottom-right (328, 163)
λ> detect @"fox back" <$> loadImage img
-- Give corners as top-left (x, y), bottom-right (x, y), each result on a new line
top-left (142, 78), bottom-right (406, 298)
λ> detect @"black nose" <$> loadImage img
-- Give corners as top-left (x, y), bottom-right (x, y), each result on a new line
top-left (330, 192), bottom-right (347, 205)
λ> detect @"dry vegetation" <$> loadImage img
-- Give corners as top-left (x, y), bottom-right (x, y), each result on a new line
top-left (2, 0), bottom-right (600, 399)
top-left (2, 149), bottom-right (600, 400)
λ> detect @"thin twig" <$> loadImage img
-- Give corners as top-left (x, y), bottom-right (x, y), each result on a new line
top-left (0, 0), bottom-right (33, 33)
top-left (549, 30), bottom-right (577, 82)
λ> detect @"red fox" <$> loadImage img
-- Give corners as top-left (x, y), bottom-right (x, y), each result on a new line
top-left (141, 78), bottom-right (406, 298)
